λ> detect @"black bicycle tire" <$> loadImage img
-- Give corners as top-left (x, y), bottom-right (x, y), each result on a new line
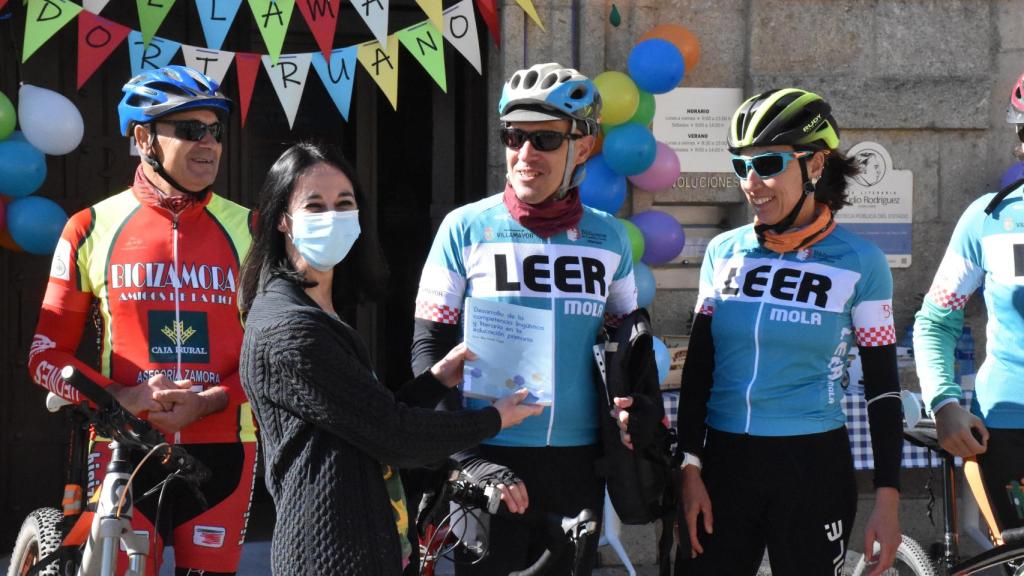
top-left (851, 535), bottom-right (937, 576)
top-left (7, 507), bottom-right (65, 576)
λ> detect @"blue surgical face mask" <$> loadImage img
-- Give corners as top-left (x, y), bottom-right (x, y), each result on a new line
top-left (287, 210), bottom-right (361, 271)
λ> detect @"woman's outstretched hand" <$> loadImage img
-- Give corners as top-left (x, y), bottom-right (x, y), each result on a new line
top-left (429, 342), bottom-right (477, 388)
top-left (493, 388), bottom-right (544, 429)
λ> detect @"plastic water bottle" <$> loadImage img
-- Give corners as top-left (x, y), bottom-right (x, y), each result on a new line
top-left (955, 327), bottom-right (976, 382)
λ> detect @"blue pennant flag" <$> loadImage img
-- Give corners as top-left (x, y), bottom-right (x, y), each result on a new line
top-left (128, 31), bottom-right (182, 77)
top-left (312, 46), bottom-right (358, 121)
top-left (195, 0), bottom-right (243, 51)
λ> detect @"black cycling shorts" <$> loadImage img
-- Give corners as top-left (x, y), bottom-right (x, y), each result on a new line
top-left (976, 427), bottom-right (1024, 532)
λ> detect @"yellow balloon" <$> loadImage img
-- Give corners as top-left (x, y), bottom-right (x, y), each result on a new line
top-left (594, 71), bottom-right (639, 127)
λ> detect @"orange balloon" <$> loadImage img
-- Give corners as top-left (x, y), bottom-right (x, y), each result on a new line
top-left (639, 24), bottom-right (701, 74)
top-left (0, 227), bottom-right (22, 251)
top-left (590, 131), bottom-right (605, 158)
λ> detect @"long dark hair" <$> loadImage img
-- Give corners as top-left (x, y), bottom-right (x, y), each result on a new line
top-left (814, 149), bottom-right (860, 212)
top-left (239, 141), bottom-right (389, 316)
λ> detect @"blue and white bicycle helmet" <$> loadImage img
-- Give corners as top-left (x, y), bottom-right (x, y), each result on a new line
top-left (118, 65), bottom-right (232, 136)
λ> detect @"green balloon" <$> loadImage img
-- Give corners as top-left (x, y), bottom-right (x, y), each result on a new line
top-left (0, 92), bottom-right (14, 141)
top-left (619, 218), bottom-right (646, 262)
top-left (629, 90), bottom-right (656, 127)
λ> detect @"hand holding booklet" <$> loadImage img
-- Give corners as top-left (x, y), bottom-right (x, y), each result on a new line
top-left (462, 297), bottom-right (553, 405)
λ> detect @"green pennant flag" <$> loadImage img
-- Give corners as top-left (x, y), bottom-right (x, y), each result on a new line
top-left (247, 0), bottom-right (295, 64)
top-left (23, 0), bottom-right (82, 62)
top-left (397, 20), bottom-right (446, 93)
top-left (137, 0), bottom-right (176, 46)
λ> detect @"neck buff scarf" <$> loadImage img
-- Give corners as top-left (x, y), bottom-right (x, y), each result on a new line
top-left (755, 201), bottom-right (836, 253)
top-left (502, 182), bottom-right (583, 239)
top-left (132, 164), bottom-right (208, 214)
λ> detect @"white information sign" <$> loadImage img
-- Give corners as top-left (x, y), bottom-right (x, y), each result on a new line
top-left (835, 141), bottom-right (914, 268)
top-left (653, 88), bottom-right (744, 173)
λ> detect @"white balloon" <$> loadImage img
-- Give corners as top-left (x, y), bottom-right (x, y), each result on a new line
top-left (18, 84), bottom-right (84, 155)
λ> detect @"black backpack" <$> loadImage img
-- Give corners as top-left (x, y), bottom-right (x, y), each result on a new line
top-left (592, 308), bottom-right (674, 525)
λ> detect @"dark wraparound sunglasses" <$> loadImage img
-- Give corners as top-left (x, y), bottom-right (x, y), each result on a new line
top-left (500, 127), bottom-right (582, 152)
top-left (157, 119), bottom-right (224, 143)
top-left (730, 151), bottom-right (811, 180)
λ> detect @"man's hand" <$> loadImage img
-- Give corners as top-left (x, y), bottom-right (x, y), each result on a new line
top-left (148, 380), bottom-right (225, 434)
top-left (612, 396), bottom-right (634, 450)
top-left (935, 403), bottom-right (988, 458)
top-left (680, 466), bottom-right (713, 557)
top-left (430, 342), bottom-right (477, 388)
top-left (862, 487), bottom-right (901, 576)
top-left (496, 480), bottom-right (531, 514)
top-left (108, 373), bottom-right (177, 416)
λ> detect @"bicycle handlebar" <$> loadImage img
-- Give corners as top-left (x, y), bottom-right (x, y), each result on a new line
top-left (507, 509), bottom-right (597, 576)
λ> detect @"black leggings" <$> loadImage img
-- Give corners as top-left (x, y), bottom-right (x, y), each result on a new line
top-left (677, 427), bottom-right (858, 576)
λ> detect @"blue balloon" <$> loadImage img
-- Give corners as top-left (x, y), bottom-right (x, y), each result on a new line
top-left (652, 336), bottom-right (670, 385)
top-left (628, 39), bottom-right (685, 94)
top-left (0, 132), bottom-right (47, 197)
top-left (579, 154), bottom-right (627, 214)
top-left (603, 123), bottom-right (657, 176)
top-left (7, 196), bottom-right (67, 254)
top-left (634, 261), bottom-right (656, 308)
top-left (1000, 161), bottom-right (1024, 189)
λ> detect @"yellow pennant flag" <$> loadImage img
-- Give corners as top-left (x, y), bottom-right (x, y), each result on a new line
top-left (414, 0), bottom-right (443, 33)
top-left (515, 0), bottom-right (545, 31)
top-left (357, 35), bottom-right (399, 111)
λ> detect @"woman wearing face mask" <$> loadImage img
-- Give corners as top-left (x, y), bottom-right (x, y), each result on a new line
top-left (675, 89), bottom-right (904, 576)
top-left (238, 142), bottom-right (542, 576)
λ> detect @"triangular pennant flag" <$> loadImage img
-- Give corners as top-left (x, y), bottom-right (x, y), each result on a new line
top-left (352, 0), bottom-right (389, 49)
top-left (295, 0), bottom-right (339, 63)
top-left (248, 0), bottom-right (296, 64)
top-left (0, 0), bottom-right (8, 13)
top-left (414, 0), bottom-right (442, 32)
top-left (195, 0), bottom-right (243, 51)
top-left (83, 0), bottom-right (109, 13)
top-left (357, 36), bottom-right (398, 111)
top-left (514, 0), bottom-right (544, 31)
top-left (397, 21), bottom-right (445, 93)
top-left (136, 0), bottom-right (176, 46)
top-left (261, 53), bottom-right (311, 129)
top-left (444, 0), bottom-right (481, 74)
top-left (311, 46), bottom-right (357, 121)
top-left (234, 52), bottom-right (261, 126)
top-left (473, 0), bottom-right (499, 47)
top-left (23, 0), bottom-right (82, 63)
top-left (182, 45), bottom-right (235, 86)
top-left (128, 31), bottom-right (182, 77)
top-left (77, 10), bottom-right (131, 89)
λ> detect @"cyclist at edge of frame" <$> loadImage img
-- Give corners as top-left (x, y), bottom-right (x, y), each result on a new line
top-left (26, 65), bottom-right (257, 576)
top-left (676, 88), bottom-right (904, 576)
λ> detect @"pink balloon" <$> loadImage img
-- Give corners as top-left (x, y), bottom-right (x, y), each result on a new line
top-left (629, 141), bottom-right (680, 191)
top-left (0, 197), bottom-right (6, 232)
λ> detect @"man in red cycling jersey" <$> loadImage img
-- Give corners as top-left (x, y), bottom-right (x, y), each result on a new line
top-left (27, 65), bottom-right (256, 576)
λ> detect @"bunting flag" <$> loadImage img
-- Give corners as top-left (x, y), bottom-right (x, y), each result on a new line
top-left (311, 46), bottom-right (357, 120)
top-left (473, 0), bottom-right (499, 47)
top-left (195, 0), bottom-right (243, 51)
top-left (234, 52), bottom-right (261, 126)
top-left (23, 0), bottom-right (82, 63)
top-left (182, 45), bottom-right (235, 85)
top-left (77, 10), bottom-right (131, 88)
top-left (262, 53), bottom-right (311, 128)
top-left (136, 0), bottom-right (176, 46)
top-left (0, 1), bottom-right (8, 13)
top-left (128, 31), bottom-right (181, 77)
top-left (357, 36), bottom-right (398, 110)
top-left (352, 0), bottom-right (389, 49)
top-left (83, 0), bottom-right (110, 13)
top-left (514, 0), bottom-right (544, 31)
top-left (248, 0), bottom-right (296, 64)
top-left (443, 0), bottom-right (481, 74)
top-left (397, 21), bottom-right (445, 93)
top-left (414, 0), bottom-right (442, 33)
top-left (295, 0), bottom-right (339, 63)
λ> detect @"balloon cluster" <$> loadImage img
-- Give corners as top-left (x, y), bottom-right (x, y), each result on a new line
top-left (0, 85), bottom-right (82, 255)
top-left (578, 24), bottom-right (701, 308)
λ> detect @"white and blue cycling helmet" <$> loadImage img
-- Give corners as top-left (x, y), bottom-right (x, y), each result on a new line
top-left (118, 65), bottom-right (232, 137)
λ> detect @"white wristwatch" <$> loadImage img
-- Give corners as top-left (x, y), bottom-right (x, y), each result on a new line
top-left (680, 452), bottom-right (702, 471)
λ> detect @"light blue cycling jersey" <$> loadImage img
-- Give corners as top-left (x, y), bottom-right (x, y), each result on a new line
top-left (915, 186), bottom-right (1024, 428)
top-left (414, 193), bottom-right (637, 447)
top-left (695, 223), bottom-right (896, 436)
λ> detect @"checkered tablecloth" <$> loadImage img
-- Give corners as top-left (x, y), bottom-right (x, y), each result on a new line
top-left (661, 389), bottom-right (974, 469)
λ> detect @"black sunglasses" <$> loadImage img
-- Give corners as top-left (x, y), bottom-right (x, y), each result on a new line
top-left (500, 127), bottom-right (582, 152)
top-left (157, 119), bottom-right (224, 143)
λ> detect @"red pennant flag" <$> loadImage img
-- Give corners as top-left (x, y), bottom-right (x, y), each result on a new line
top-left (77, 11), bottom-right (131, 89)
top-left (0, 1), bottom-right (8, 14)
top-left (296, 0), bottom-right (340, 63)
top-left (235, 52), bottom-right (261, 127)
top-left (474, 0), bottom-right (500, 47)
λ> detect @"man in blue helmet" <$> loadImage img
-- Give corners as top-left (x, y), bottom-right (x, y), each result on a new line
top-left (410, 63), bottom-right (641, 575)
top-left (29, 65), bottom-right (256, 575)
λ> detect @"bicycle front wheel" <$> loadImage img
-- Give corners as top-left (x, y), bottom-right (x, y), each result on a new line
top-left (850, 536), bottom-right (937, 576)
top-left (7, 507), bottom-right (65, 576)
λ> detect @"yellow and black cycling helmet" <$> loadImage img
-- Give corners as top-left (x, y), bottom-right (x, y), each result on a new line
top-left (728, 88), bottom-right (839, 152)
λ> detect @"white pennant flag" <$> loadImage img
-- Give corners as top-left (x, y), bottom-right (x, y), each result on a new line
top-left (182, 45), bottom-right (235, 86)
top-left (261, 53), bottom-right (312, 129)
top-left (442, 0), bottom-right (481, 74)
top-left (83, 0), bottom-right (111, 13)
top-left (353, 0), bottom-right (390, 49)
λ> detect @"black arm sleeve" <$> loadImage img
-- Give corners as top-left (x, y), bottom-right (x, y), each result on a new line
top-left (860, 343), bottom-right (902, 491)
top-left (677, 313), bottom-right (714, 459)
top-left (411, 317), bottom-right (460, 378)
